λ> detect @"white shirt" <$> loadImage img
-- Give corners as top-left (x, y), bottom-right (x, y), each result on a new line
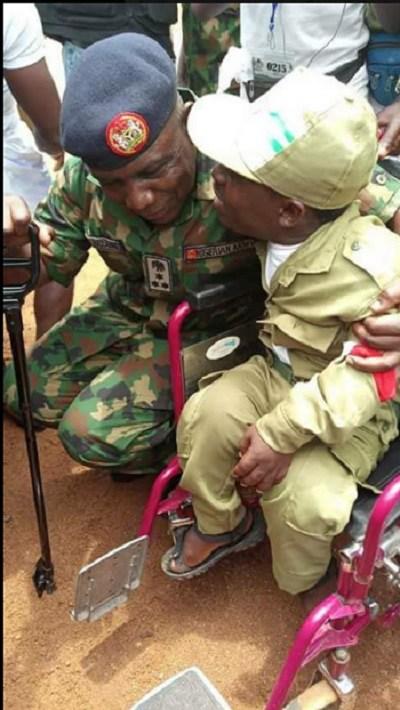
top-left (265, 240), bottom-right (302, 365)
top-left (219, 3), bottom-right (370, 98)
top-left (3, 3), bottom-right (51, 210)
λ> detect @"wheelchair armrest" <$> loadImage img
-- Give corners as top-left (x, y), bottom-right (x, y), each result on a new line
top-left (185, 271), bottom-right (264, 311)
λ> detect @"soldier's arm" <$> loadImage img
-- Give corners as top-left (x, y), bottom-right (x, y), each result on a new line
top-left (33, 157), bottom-right (91, 287)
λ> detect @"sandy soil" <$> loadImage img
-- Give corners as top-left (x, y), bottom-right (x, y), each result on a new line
top-left (3, 250), bottom-right (400, 710)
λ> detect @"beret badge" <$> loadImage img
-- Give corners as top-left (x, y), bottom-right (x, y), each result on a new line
top-left (105, 112), bottom-right (150, 157)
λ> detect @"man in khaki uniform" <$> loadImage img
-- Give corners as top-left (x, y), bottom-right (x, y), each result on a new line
top-left (160, 67), bottom-right (400, 596)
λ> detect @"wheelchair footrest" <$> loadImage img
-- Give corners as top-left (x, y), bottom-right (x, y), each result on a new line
top-left (72, 535), bottom-right (149, 622)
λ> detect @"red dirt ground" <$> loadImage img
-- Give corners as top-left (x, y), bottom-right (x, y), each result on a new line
top-left (3, 254), bottom-right (400, 709)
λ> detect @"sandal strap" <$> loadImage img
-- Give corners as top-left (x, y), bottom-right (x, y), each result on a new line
top-left (193, 510), bottom-right (253, 545)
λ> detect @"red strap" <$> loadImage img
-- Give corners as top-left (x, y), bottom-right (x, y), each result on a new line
top-left (350, 344), bottom-right (397, 402)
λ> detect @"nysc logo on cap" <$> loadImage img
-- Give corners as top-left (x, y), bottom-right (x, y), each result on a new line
top-left (262, 110), bottom-right (305, 160)
top-left (105, 112), bottom-right (150, 157)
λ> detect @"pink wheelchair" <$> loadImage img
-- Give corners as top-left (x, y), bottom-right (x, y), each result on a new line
top-left (72, 276), bottom-right (400, 710)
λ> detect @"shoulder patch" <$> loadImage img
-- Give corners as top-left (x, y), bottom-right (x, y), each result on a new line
top-left (342, 223), bottom-right (400, 290)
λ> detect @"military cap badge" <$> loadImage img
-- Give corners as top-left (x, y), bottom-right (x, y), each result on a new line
top-left (105, 112), bottom-right (150, 156)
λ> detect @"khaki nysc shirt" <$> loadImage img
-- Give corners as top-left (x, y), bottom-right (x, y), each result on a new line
top-left (255, 204), bottom-right (400, 477)
top-left (35, 154), bottom-right (261, 335)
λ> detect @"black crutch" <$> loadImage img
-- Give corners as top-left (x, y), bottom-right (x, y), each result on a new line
top-left (3, 224), bottom-right (56, 596)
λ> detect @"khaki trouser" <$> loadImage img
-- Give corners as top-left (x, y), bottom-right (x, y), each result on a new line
top-left (177, 355), bottom-right (390, 594)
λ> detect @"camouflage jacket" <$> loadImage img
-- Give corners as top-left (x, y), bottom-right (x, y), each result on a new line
top-left (34, 154), bottom-right (261, 334)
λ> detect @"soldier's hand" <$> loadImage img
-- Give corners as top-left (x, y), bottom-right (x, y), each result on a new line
top-left (3, 194), bottom-right (54, 257)
top-left (377, 102), bottom-right (400, 159)
top-left (348, 280), bottom-right (400, 373)
top-left (232, 424), bottom-right (293, 493)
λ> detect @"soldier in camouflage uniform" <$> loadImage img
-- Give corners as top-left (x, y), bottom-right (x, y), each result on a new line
top-left (3, 33), bottom-right (261, 476)
top-left (3, 34), bottom-right (399, 481)
top-left (179, 3), bottom-right (240, 96)
top-left (359, 161), bottom-right (400, 231)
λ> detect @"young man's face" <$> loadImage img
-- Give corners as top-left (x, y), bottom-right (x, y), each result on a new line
top-left (90, 108), bottom-right (196, 225)
top-left (211, 163), bottom-right (287, 242)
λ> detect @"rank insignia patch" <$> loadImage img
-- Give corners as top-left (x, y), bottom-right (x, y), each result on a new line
top-left (143, 255), bottom-right (173, 293)
top-left (105, 112), bottom-right (150, 156)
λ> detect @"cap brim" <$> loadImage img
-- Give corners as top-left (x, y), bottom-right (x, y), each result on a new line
top-left (187, 94), bottom-right (258, 182)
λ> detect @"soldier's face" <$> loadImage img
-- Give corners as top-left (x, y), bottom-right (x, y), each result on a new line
top-left (91, 109), bottom-right (196, 225)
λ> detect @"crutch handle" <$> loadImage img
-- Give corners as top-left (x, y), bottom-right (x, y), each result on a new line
top-left (3, 223), bottom-right (41, 302)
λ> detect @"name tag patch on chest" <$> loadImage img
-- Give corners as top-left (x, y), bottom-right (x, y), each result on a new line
top-left (184, 239), bottom-right (255, 261)
top-left (143, 255), bottom-right (173, 293)
top-left (86, 235), bottom-right (127, 253)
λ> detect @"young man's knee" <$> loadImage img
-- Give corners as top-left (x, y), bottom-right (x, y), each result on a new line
top-left (180, 382), bottom-right (243, 442)
top-left (286, 487), bottom-right (355, 539)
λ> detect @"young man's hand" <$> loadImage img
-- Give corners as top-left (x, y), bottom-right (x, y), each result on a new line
top-left (232, 424), bottom-right (293, 492)
top-left (349, 280), bottom-right (400, 373)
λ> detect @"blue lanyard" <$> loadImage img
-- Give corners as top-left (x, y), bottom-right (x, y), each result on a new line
top-left (268, 2), bottom-right (279, 48)
top-left (269, 2), bottom-right (279, 34)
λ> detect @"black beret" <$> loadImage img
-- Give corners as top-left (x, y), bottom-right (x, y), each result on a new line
top-left (60, 33), bottom-right (177, 170)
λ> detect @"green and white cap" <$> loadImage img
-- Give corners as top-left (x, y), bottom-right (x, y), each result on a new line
top-left (187, 67), bottom-right (378, 209)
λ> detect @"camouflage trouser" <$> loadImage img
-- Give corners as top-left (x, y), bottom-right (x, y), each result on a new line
top-left (3, 288), bottom-right (176, 474)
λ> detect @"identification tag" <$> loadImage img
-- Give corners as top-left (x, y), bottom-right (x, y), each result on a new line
top-left (86, 235), bottom-right (127, 253)
top-left (252, 49), bottom-right (295, 84)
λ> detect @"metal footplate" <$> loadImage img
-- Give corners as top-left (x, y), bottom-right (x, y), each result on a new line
top-left (129, 667), bottom-right (232, 709)
top-left (72, 535), bottom-right (149, 622)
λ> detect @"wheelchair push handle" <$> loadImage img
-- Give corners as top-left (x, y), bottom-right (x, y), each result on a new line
top-left (3, 222), bottom-right (41, 301)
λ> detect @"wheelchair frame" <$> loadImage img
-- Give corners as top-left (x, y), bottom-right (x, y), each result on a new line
top-left (70, 277), bottom-right (400, 709)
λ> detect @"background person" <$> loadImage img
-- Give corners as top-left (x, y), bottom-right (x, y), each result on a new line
top-left (178, 3), bottom-right (240, 96)
top-left (3, 2), bottom-right (73, 340)
top-left (35, 3), bottom-right (178, 78)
